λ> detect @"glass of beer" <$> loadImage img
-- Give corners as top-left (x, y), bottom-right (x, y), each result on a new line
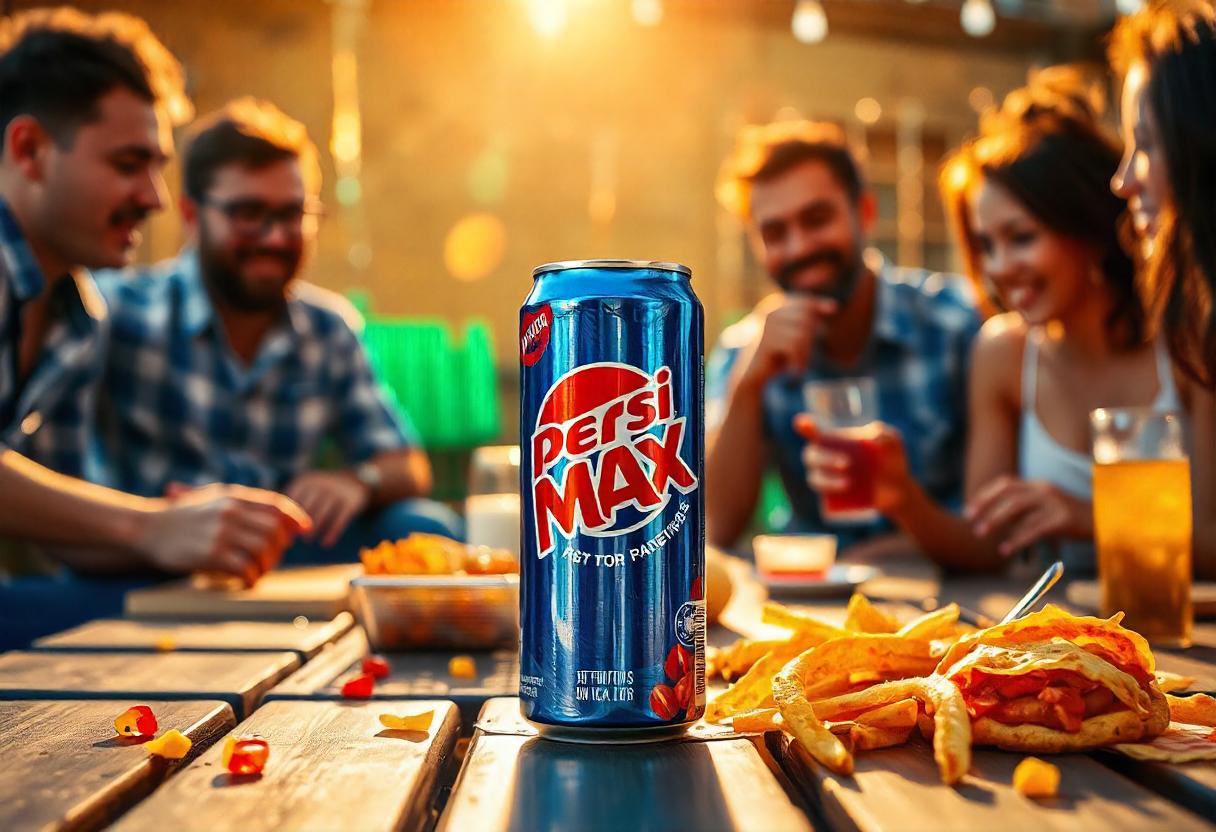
top-left (1091, 407), bottom-right (1192, 647)
top-left (804, 377), bottom-right (881, 524)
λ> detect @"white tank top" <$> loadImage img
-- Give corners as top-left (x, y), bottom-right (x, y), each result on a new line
top-left (1018, 329), bottom-right (1182, 500)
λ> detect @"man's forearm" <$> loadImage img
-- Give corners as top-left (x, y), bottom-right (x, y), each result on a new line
top-left (0, 450), bottom-right (152, 567)
top-left (363, 448), bottom-right (432, 506)
top-left (705, 380), bottom-right (768, 549)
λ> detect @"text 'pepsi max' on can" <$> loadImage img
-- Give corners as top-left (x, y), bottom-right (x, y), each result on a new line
top-left (519, 259), bottom-right (705, 741)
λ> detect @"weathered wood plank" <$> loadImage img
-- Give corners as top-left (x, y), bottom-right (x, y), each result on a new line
top-left (0, 699), bottom-right (235, 832)
top-left (776, 732), bottom-right (1214, 832)
top-left (437, 697), bottom-right (811, 832)
top-left (124, 565), bottom-right (359, 621)
top-left (265, 635), bottom-right (516, 728)
top-left (33, 613), bottom-right (354, 660)
top-left (0, 650), bottom-right (299, 719)
top-left (110, 699), bottom-right (460, 832)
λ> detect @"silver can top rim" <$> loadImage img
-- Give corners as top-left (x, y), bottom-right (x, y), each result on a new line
top-left (532, 259), bottom-right (692, 278)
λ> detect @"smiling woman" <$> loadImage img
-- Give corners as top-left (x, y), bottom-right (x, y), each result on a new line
top-left (797, 67), bottom-right (1203, 576)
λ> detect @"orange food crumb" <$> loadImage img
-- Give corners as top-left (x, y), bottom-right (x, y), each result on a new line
top-left (448, 655), bottom-right (476, 679)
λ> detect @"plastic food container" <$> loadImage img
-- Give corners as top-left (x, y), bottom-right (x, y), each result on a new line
top-left (349, 574), bottom-right (520, 650)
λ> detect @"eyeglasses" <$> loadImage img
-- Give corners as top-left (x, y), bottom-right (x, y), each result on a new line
top-left (201, 197), bottom-right (324, 238)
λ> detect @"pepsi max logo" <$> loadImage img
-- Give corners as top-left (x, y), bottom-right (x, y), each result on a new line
top-left (529, 362), bottom-right (698, 559)
top-left (520, 305), bottom-right (552, 367)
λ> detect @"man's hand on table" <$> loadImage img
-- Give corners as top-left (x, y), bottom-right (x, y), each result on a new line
top-left (136, 484), bottom-right (312, 585)
top-left (284, 470), bottom-right (372, 548)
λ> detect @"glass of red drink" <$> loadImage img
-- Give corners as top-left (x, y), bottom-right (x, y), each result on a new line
top-left (803, 377), bottom-right (880, 524)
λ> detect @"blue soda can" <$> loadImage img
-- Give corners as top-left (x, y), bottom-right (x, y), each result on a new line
top-left (519, 259), bottom-right (705, 740)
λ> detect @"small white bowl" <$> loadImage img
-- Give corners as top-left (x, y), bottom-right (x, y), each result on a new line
top-left (752, 534), bottom-right (838, 578)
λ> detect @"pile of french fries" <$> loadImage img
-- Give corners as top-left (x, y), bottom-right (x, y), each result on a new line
top-left (706, 594), bottom-right (1216, 784)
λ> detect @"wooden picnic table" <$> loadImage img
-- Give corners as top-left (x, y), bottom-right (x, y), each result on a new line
top-left (438, 698), bottom-right (812, 832)
top-left (264, 628), bottom-right (518, 729)
top-left (718, 554), bottom-right (1216, 830)
top-left (110, 699), bottom-right (461, 832)
top-left (31, 613), bottom-right (355, 661)
top-left (124, 565), bottom-right (360, 621)
top-left (0, 699), bottom-right (235, 832)
top-left (4, 549), bottom-right (1215, 832)
top-left (0, 650), bottom-right (299, 719)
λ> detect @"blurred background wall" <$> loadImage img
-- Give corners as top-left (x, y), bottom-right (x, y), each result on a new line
top-left (11, 0), bottom-right (1125, 443)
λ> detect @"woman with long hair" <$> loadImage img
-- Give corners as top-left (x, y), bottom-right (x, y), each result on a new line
top-left (1109, 0), bottom-right (1216, 580)
top-left (797, 70), bottom-right (1194, 573)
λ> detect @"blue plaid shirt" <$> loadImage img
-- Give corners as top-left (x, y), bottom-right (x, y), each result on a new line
top-left (92, 251), bottom-right (416, 496)
top-left (0, 199), bottom-right (106, 479)
top-left (707, 258), bottom-right (981, 546)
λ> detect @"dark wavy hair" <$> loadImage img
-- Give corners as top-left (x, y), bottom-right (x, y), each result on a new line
top-left (1111, 0), bottom-right (1216, 386)
top-left (940, 67), bottom-right (1144, 347)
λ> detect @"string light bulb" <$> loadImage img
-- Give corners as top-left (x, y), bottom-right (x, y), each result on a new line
top-left (791, 0), bottom-right (828, 44)
top-left (960, 0), bottom-right (996, 37)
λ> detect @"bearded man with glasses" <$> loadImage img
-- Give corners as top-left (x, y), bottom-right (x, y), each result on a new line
top-left (87, 98), bottom-right (460, 563)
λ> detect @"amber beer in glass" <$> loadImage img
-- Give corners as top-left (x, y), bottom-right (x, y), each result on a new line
top-left (1091, 408), bottom-right (1192, 647)
top-left (804, 378), bottom-right (880, 523)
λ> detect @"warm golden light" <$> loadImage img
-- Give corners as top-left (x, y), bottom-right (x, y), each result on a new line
top-left (444, 213), bottom-right (508, 281)
top-left (791, 0), bottom-right (828, 44)
top-left (855, 97), bottom-right (882, 125)
top-left (631, 0), bottom-right (663, 27)
top-left (527, 0), bottom-right (568, 38)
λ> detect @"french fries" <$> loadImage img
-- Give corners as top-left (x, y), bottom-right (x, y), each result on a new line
top-left (709, 596), bottom-right (978, 785)
top-left (807, 676), bottom-right (973, 785)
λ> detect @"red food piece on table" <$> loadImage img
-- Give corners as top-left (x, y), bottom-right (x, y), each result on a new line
top-left (362, 656), bottom-right (391, 679)
top-left (114, 705), bottom-right (159, 737)
top-left (341, 672), bottom-right (375, 698)
top-left (223, 737), bottom-right (270, 775)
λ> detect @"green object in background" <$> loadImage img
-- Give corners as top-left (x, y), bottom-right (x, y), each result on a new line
top-left (756, 469), bottom-right (792, 533)
top-left (348, 289), bottom-right (501, 453)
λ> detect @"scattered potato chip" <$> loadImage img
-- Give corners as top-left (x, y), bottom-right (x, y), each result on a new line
top-left (762, 601), bottom-right (848, 641)
top-left (706, 630), bottom-right (832, 722)
top-left (144, 729), bottom-right (192, 760)
top-left (379, 711), bottom-right (435, 732)
top-left (1167, 693), bottom-right (1216, 727)
top-left (1013, 757), bottom-right (1059, 798)
top-left (154, 635), bottom-right (176, 653)
top-left (844, 594), bottom-right (899, 634)
top-left (449, 655), bottom-right (477, 679)
top-left (1155, 671), bottom-right (1196, 694)
top-left (897, 604), bottom-right (960, 641)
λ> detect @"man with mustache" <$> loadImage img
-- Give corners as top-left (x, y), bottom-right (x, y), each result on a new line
top-left (0, 11), bottom-right (313, 648)
top-left (90, 98), bottom-right (458, 561)
top-left (707, 121), bottom-right (980, 552)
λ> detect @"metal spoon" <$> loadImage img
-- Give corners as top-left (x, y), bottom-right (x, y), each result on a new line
top-left (999, 560), bottom-right (1065, 625)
